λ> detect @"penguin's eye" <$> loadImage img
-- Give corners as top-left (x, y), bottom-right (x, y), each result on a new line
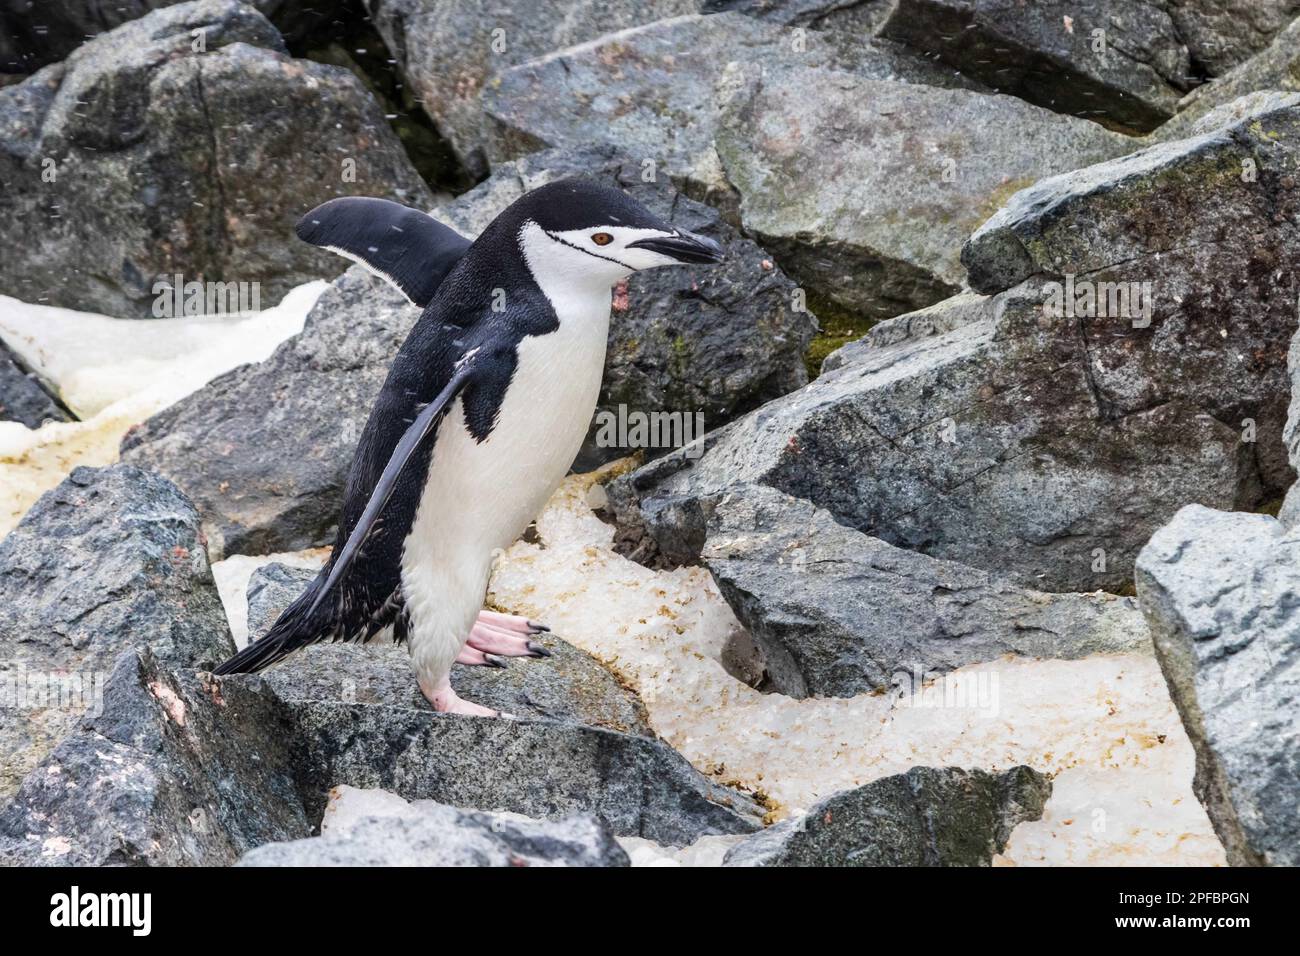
top-left (591, 232), bottom-right (613, 246)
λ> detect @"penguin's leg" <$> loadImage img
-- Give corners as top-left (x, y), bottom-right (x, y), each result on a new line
top-left (405, 566), bottom-right (512, 716)
top-left (465, 619), bottom-right (553, 659)
top-left (418, 671), bottom-right (499, 717)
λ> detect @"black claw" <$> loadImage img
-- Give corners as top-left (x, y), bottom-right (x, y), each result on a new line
top-left (484, 653), bottom-right (509, 669)
top-left (527, 640), bottom-right (553, 658)
top-left (527, 621), bottom-right (551, 633)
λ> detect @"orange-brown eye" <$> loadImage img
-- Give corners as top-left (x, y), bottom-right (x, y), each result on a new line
top-left (591, 232), bottom-right (613, 246)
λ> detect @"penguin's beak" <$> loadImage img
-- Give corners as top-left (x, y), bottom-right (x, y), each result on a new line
top-left (628, 230), bottom-right (724, 265)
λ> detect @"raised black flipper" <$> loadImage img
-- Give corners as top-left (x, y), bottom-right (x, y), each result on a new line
top-left (296, 197), bottom-right (472, 307)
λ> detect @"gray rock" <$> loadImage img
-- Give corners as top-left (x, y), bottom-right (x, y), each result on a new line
top-left (0, 648), bottom-right (312, 866)
top-left (701, 486), bottom-right (1147, 698)
top-left (615, 96), bottom-right (1300, 592)
top-left (122, 268), bottom-right (420, 558)
top-left (0, 1), bottom-right (354, 73)
top-left (246, 562), bottom-right (654, 735)
top-left (238, 802), bottom-right (630, 866)
top-left (1135, 505), bottom-right (1300, 867)
top-left (1166, 0), bottom-right (1300, 78)
top-left (0, 0), bottom-right (431, 316)
top-left (2, 642), bottom-right (755, 864)
top-left (820, 290), bottom-right (989, 371)
top-left (1160, 16), bottom-right (1300, 140)
top-left (0, 341), bottom-right (67, 427)
top-left (123, 146), bottom-right (813, 551)
top-left (433, 146), bottom-right (816, 471)
top-left (484, 13), bottom-right (984, 214)
top-left (879, 0), bottom-right (1191, 131)
top-left (364, 0), bottom-right (700, 180)
top-left (0, 464), bottom-right (233, 799)
top-left (702, 0), bottom-right (896, 32)
top-left (715, 63), bottom-right (1130, 321)
top-left (724, 765), bottom-right (1051, 866)
top-left (280, 698), bottom-right (762, 845)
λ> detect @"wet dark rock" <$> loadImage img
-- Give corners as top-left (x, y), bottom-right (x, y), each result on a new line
top-left (0, 342), bottom-right (67, 427)
top-left (724, 765), bottom-right (1051, 866)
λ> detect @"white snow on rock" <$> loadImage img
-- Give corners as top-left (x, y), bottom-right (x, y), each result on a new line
top-left (211, 548), bottom-right (329, 649)
top-left (483, 465), bottom-right (1226, 867)
top-left (0, 282), bottom-right (326, 538)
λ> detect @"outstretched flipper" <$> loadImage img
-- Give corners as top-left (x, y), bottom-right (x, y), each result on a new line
top-left (296, 197), bottom-right (472, 307)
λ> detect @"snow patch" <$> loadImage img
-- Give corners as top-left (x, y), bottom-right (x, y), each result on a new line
top-left (0, 282), bottom-right (325, 538)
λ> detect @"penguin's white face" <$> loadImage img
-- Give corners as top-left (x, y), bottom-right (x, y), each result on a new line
top-left (518, 220), bottom-right (724, 291)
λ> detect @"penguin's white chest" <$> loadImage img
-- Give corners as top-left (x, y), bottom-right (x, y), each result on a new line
top-left (399, 285), bottom-right (611, 679)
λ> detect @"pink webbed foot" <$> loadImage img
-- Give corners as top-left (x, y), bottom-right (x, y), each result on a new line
top-left (418, 674), bottom-right (505, 718)
top-left (466, 612), bottom-right (553, 659)
top-left (476, 609), bottom-right (550, 636)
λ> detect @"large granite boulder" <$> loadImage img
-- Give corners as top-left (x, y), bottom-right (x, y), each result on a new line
top-left (483, 13), bottom-right (984, 213)
top-left (2, 651), bottom-right (758, 865)
top-left (0, 0), bottom-right (431, 316)
top-left (1136, 505), bottom-right (1300, 867)
top-left (0, 464), bottom-right (233, 798)
top-left (1165, 0), bottom-right (1300, 77)
top-left (724, 765), bottom-right (1051, 866)
top-left (701, 486), bottom-right (1148, 698)
top-left (0, 1), bottom-right (355, 74)
top-left (615, 94), bottom-right (1300, 591)
top-left (363, 0), bottom-right (699, 180)
top-left (123, 146), bottom-right (814, 553)
top-left (1161, 16), bottom-right (1300, 139)
top-left (280, 698), bottom-right (761, 845)
top-left (878, 0), bottom-right (1194, 132)
top-left (246, 562), bottom-right (654, 734)
top-left (0, 648), bottom-right (311, 866)
top-left (239, 798), bottom-right (630, 866)
top-left (714, 62), bottom-right (1130, 320)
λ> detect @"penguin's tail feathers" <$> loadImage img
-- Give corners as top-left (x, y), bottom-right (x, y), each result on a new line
top-left (212, 574), bottom-right (328, 676)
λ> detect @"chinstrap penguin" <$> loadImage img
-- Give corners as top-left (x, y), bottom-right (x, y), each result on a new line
top-left (213, 181), bottom-right (724, 715)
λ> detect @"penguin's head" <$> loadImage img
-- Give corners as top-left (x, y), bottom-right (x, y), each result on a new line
top-left (510, 178), bottom-right (724, 288)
